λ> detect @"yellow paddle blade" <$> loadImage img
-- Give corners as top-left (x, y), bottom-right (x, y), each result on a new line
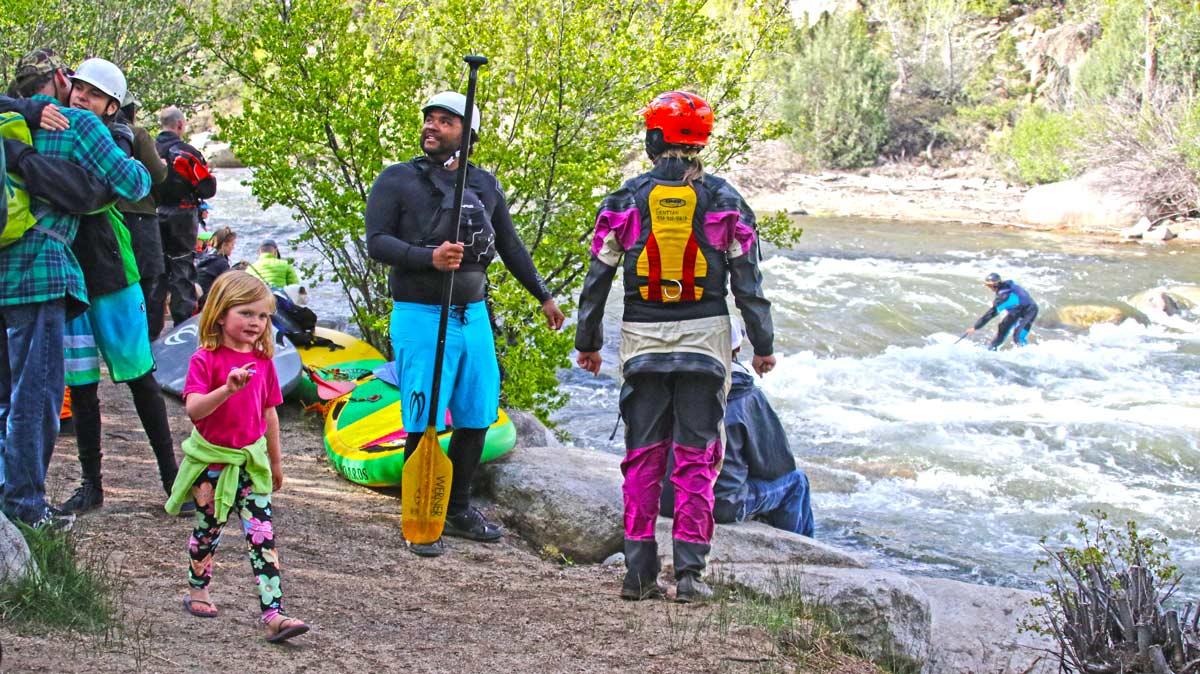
top-left (401, 426), bottom-right (453, 544)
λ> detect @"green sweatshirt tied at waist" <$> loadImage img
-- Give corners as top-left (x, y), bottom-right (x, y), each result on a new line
top-left (165, 429), bottom-right (272, 522)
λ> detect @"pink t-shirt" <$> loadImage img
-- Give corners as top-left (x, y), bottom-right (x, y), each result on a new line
top-left (182, 346), bottom-right (283, 449)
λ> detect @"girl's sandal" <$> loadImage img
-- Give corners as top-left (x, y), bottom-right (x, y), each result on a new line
top-left (265, 615), bottom-right (310, 643)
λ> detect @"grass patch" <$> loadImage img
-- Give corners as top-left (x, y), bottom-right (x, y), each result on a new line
top-left (0, 523), bottom-right (121, 633)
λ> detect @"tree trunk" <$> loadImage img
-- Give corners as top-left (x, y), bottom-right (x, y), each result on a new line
top-left (1143, 0), bottom-right (1158, 106)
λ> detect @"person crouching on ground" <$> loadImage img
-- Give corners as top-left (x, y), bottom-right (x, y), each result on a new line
top-left (164, 271), bottom-right (309, 643)
top-left (661, 318), bottom-right (813, 538)
top-left (575, 91), bottom-right (776, 603)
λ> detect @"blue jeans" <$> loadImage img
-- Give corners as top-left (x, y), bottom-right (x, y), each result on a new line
top-left (740, 470), bottom-right (814, 537)
top-left (0, 299), bottom-right (66, 524)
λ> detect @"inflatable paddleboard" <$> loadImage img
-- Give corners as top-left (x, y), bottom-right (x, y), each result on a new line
top-left (292, 328), bottom-right (387, 405)
top-left (323, 375), bottom-right (517, 487)
top-left (151, 316), bottom-right (303, 398)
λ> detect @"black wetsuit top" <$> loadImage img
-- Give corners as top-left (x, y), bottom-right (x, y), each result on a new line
top-left (364, 156), bottom-right (550, 306)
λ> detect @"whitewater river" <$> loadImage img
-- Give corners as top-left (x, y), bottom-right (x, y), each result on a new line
top-left (210, 168), bottom-right (1200, 593)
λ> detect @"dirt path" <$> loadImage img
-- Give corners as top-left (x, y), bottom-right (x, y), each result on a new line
top-left (1, 380), bottom-right (875, 673)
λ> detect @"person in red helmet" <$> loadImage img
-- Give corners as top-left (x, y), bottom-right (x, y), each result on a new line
top-left (575, 90), bottom-right (776, 603)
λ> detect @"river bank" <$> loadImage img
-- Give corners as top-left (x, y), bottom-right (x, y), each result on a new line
top-left (732, 141), bottom-right (1200, 243)
top-left (1, 381), bottom-right (882, 674)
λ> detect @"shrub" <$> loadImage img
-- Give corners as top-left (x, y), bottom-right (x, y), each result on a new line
top-left (1022, 513), bottom-right (1200, 674)
top-left (1073, 0), bottom-right (1144, 101)
top-left (965, 0), bottom-right (1013, 19)
top-left (994, 104), bottom-right (1082, 183)
top-left (1078, 88), bottom-right (1200, 218)
top-left (781, 11), bottom-right (895, 169)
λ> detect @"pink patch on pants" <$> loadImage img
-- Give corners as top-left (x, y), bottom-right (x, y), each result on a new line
top-left (621, 438), bottom-right (722, 544)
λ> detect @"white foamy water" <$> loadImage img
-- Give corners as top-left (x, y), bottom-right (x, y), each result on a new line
top-left (557, 218), bottom-right (1200, 591)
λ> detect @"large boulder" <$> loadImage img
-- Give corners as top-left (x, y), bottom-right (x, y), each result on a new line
top-left (0, 513), bottom-right (34, 585)
top-left (725, 564), bottom-right (932, 671)
top-left (916, 576), bottom-right (1057, 674)
top-left (478, 444), bottom-right (624, 563)
top-left (1019, 169), bottom-right (1145, 231)
top-left (1128, 288), bottom-right (1191, 317)
top-left (206, 144), bottom-right (244, 169)
top-left (1050, 302), bottom-right (1146, 328)
top-left (654, 518), bottom-right (865, 570)
top-left (506, 409), bottom-right (563, 449)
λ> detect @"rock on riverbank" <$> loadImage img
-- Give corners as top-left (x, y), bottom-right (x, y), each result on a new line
top-left (480, 429), bottom-right (1059, 674)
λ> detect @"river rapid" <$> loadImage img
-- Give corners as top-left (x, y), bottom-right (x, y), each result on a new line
top-left (209, 168), bottom-right (1200, 592)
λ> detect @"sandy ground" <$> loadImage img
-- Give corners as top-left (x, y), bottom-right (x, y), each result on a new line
top-left (1, 379), bottom-right (877, 674)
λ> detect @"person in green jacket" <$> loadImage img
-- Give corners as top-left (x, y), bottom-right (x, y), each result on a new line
top-left (246, 239), bottom-right (299, 289)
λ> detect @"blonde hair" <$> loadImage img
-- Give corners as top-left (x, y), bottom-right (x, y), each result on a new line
top-left (198, 270), bottom-right (276, 357)
top-left (656, 147), bottom-right (705, 185)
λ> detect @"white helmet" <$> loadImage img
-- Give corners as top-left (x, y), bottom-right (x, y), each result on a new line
top-left (70, 58), bottom-right (127, 104)
top-left (421, 91), bottom-right (480, 133)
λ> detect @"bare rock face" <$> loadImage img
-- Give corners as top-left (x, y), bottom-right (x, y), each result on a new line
top-left (478, 445), bottom-right (625, 563)
top-left (1020, 22), bottom-right (1099, 103)
top-left (0, 514), bottom-right (34, 586)
top-left (725, 563), bottom-right (932, 672)
top-left (1019, 169), bottom-right (1145, 231)
top-left (916, 576), bottom-right (1058, 674)
top-left (654, 518), bottom-right (865, 571)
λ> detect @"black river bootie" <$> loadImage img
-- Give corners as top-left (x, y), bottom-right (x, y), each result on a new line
top-left (621, 539), bottom-right (667, 600)
top-left (673, 539), bottom-right (714, 603)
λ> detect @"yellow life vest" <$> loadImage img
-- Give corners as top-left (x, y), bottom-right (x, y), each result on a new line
top-left (635, 183), bottom-right (707, 302)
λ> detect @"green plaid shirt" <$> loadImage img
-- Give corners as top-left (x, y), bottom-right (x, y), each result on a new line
top-left (0, 95), bottom-right (150, 315)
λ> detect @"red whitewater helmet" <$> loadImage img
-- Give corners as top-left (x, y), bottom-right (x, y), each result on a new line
top-left (641, 91), bottom-right (713, 147)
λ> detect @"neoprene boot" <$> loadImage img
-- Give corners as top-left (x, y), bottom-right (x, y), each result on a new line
top-left (621, 539), bottom-right (667, 600)
top-left (62, 384), bottom-right (104, 515)
top-left (673, 539), bottom-right (713, 603)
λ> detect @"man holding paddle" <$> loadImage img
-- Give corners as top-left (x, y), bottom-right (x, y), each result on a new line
top-left (366, 80), bottom-right (564, 557)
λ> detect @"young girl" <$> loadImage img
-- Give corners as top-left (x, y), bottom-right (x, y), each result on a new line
top-left (165, 270), bottom-right (309, 643)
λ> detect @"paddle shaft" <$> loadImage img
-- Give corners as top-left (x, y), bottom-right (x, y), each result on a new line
top-left (426, 55), bottom-right (488, 428)
top-left (954, 331), bottom-right (969, 344)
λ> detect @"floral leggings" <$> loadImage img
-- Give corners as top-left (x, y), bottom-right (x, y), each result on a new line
top-left (188, 464), bottom-right (284, 621)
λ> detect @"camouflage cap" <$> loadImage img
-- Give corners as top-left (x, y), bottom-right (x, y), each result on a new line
top-left (13, 48), bottom-right (68, 85)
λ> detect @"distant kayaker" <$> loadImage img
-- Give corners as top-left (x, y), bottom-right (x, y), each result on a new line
top-left (575, 91), bottom-right (776, 603)
top-left (966, 273), bottom-right (1039, 350)
top-left (365, 90), bottom-right (565, 557)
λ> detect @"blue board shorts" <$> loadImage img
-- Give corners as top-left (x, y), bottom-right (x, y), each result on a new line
top-left (64, 284), bottom-right (154, 386)
top-left (390, 300), bottom-right (500, 433)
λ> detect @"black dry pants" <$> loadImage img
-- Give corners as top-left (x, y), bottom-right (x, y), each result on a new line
top-left (70, 374), bottom-right (178, 494)
top-left (404, 427), bottom-right (487, 515)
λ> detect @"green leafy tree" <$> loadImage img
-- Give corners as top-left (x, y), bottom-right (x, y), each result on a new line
top-left (0, 0), bottom-right (207, 114)
top-left (994, 104), bottom-right (1082, 184)
top-left (782, 11), bottom-right (895, 168)
top-left (190, 0), bottom-right (792, 418)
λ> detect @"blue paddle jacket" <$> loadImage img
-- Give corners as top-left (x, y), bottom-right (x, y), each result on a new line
top-left (974, 280), bottom-right (1036, 330)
